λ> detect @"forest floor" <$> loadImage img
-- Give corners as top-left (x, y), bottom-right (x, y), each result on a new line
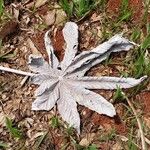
top-left (0, 0), bottom-right (150, 150)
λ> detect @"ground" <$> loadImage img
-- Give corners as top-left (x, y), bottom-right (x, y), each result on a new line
top-left (0, 0), bottom-right (150, 150)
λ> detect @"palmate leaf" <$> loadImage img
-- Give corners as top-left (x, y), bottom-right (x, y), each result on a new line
top-left (0, 22), bottom-right (147, 134)
top-left (27, 22), bottom-right (146, 133)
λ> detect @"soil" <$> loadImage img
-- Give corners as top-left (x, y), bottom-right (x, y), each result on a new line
top-left (107, 0), bottom-right (144, 23)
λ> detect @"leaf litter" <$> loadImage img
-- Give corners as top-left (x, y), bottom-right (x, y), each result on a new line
top-left (0, 22), bottom-right (147, 134)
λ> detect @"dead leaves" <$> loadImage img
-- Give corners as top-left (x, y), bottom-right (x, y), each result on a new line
top-left (0, 20), bottom-right (18, 40)
top-left (34, 0), bottom-right (48, 8)
top-left (43, 10), bottom-right (56, 26)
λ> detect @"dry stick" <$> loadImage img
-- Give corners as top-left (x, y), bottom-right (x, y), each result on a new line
top-left (20, 76), bottom-right (29, 87)
top-left (145, 137), bottom-right (150, 145)
top-left (124, 94), bottom-right (147, 150)
top-left (0, 66), bottom-right (35, 76)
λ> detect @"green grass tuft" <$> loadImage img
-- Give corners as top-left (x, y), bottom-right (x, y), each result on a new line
top-left (59, 0), bottom-right (100, 20)
top-left (50, 116), bottom-right (60, 128)
top-left (5, 117), bottom-right (23, 139)
top-left (0, 0), bottom-right (4, 17)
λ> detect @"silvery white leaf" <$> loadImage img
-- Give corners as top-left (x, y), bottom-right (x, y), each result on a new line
top-left (26, 22), bottom-right (146, 133)
top-left (1, 22), bottom-right (147, 134)
top-left (61, 22), bottom-right (78, 70)
top-left (57, 83), bottom-right (80, 133)
top-left (69, 85), bottom-right (116, 117)
top-left (30, 22), bottom-right (146, 133)
top-left (44, 30), bottom-right (59, 68)
top-left (65, 34), bottom-right (134, 77)
top-left (32, 86), bottom-right (59, 111)
top-left (69, 76), bottom-right (147, 89)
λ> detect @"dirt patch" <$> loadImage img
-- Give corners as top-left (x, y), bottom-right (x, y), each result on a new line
top-left (138, 92), bottom-right (150, 115)
top-left (107, 0), bottom-right (144, 23)
top-left (107, 0), bottom-right (121, 15)
top-left (137, 91), bottom-right (150, 129)
top-left (31, 27), bottom-right (65, 61)
top-left (52, 27), bottom-right (65, 61)
top-left (80, 105), bottom-right (126, 135)
top-left (91, 112), bottom-right (126, 134)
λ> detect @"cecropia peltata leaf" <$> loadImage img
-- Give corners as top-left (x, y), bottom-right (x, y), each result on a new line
top-left (0, 22), bottom-right (147, 134)
top-left (28, 55), bottom-right (51, 74)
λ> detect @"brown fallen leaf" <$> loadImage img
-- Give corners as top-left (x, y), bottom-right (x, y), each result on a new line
top-left (44, 10), bottom-right (56, 26)
top-left (55, 9), bottom-right (67, 25)
top-left (35, 0), bottom-right (48, 8)
top-left (79, 133), bottom-right (95, 147)
top-left (91, 13), bottom-right (101, 22)
top-left (143, 116), bottom-right (150, 128)
top-left (0, 20), bottom-right (19, 40)
top-left (10, 4), bottom-right (20, 20)
top-left (91, 113), bottom-right (127, 134)
top-left (27, 38), bottom-right (41, 55)
top-left (112, 142), bottom-right (122, 150)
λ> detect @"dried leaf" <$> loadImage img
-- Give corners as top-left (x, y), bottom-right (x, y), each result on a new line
top-left (28, 55), bottom-right (51, 73)
top-left (0, 22), bottom-right (146, 134)
top-left (70, 86), bottom-right (116, 117)
top-left (35, 0), bottom-right (48, 8)
top-left (44, 10), bottom-right (56, 26)
top-left (55, 9), bottom-right (67, 25)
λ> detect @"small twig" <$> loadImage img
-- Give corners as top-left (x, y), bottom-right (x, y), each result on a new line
top-left (145, 137), bottom-right (150, 145)
top-left (20, 76), bottom-right (29, 87)
top-left (123, 94), bottom-right (147, 150)
top-left (0, 49), bottom-right (13, 58)
top-left (116, 135), bottom-right (140, 148)
top-left (0, 66), bottom-right (35, 76)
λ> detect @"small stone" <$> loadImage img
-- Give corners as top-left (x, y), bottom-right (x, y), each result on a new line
top-left (2, 94), bottom-right (7, 99)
